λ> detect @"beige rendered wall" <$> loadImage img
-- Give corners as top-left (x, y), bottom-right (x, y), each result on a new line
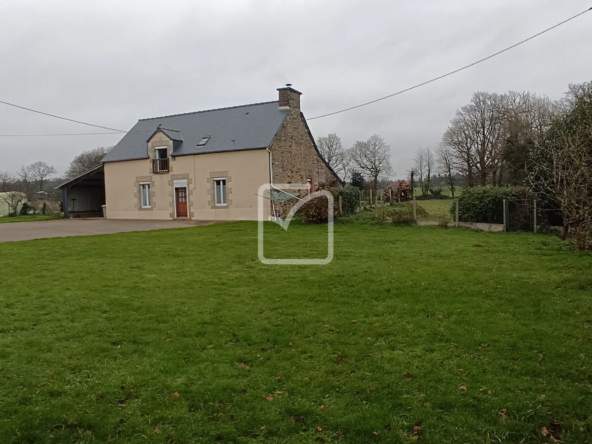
top-left (104, 148), bottom-right (271, 220)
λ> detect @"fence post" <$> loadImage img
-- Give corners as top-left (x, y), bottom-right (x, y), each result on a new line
top-left (339, 196), bottom-right (343, 215)
top-left (455, 198), bottom-right (459, 227)
top-left (413, 196), bottom-right (417, 221)
top-left (389, 188), bottom-right (392, 206)
top-left (369, 189), bottom-right (373, 208)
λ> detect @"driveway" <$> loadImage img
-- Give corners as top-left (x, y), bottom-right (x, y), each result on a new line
top-left (0, 219), bottom-right (219, 243)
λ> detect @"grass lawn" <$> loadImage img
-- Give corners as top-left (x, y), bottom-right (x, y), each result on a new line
top-left (416, 200), bottom-right (455, 222)
top-left (1, 223), bottom-right (591, 443)
top-left (0, 215), bottom-right (57, 223)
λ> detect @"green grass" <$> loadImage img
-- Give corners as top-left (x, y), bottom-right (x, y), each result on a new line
top-left (0, 215), bottom-right (57, 223)
top-left (416, 200), bottom-right (455, 222)
top-left (1, 223), bottom-right (591, 443)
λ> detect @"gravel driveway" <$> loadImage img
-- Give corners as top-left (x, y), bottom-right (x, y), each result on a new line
top-left (0, 218), bottom-right (218, 243)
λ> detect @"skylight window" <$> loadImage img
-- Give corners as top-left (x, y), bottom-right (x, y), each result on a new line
top-left (197, 136), bottom-right (211, 146)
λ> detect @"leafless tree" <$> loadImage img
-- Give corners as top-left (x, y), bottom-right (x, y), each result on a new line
top-left (413, 148), bottom-right (425, 194)
top-left (0, 171), bottom-right (15, 192)
top-left (528, 81), bottom-right (592, 250)
top-left (350, 134), bottom-right (393, 195)
top-left (0, 191), bottom-right (27, 215)
top-left (443, 92), bottom-right (508, 186)
top-left (413, 147), bottom-right (434, 195)
top-left (66, 146), bottom-right (112, 178)
top-left (436, 143), bottom-right (456, 197)
top-left (27, 161), bottom-right (57, 191)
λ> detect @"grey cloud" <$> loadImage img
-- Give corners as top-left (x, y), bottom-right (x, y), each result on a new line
top-left (0, 0), bottom-right (589, 177)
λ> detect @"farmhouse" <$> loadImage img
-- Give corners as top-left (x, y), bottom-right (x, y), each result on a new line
top-left (59, 86), bottom-right (340, 220)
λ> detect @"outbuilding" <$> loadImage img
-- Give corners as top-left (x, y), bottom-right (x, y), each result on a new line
top-left (56, 164), bottom-right (105, 218)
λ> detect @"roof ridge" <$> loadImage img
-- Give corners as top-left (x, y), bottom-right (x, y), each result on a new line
top-left (139, 100), bottom-right (280, 121)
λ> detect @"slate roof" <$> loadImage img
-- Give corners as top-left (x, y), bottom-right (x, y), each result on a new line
top-left (102, 101), bottom-right (289, 163)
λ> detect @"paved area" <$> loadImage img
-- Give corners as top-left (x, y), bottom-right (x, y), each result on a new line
top-left (0, 219), bottom-right (219, 243)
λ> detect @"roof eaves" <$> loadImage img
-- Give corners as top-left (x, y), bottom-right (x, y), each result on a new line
top-left (56, 164), bottom-right (104, 189)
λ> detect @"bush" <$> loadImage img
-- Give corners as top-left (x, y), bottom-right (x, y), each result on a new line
top-left (338, 186), bottom-right (361, 215)
top-left (430, 187), bottom-right (443, 199)
top-left (19, 202), bottom-right (36, 216)
top-left (452, 186), bottom-right (531, 224)
top-left (297, 195), bottom-right (330, 224)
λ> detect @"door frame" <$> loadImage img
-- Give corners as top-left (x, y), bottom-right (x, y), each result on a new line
top-left (173, 179), bottom-right (189, 219)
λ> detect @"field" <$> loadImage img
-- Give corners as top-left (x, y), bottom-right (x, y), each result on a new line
top-left (416, 200), bottom-right (454, 222)
top-left (1, 223), bottom-right (591, 443)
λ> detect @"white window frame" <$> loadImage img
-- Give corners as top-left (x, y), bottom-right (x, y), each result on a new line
top-left (213, 178), bottom-right (227, 206)
top-left (140, 182), bottom-right (151, 208)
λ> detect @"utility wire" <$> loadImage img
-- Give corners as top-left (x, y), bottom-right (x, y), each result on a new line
top-left (0, 131), bottom-right (125, 137)
top-left (308, 7), bottom-right (592, 120)
top-left (0, 8), bottom-right (589, 135)
top-left (0, 100), bottom-right (127, 132)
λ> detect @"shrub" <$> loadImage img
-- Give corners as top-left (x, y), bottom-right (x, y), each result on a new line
top-left (452, 186), bottom-right (531, 224)
top-left (338, 186), bottom-right (361, 215)
top-left (430, 187), bottom-right (444, 199)
top-left (19, 202), bottom-right (36, 216)
top-left (297, 195), bottom-right (330, 224)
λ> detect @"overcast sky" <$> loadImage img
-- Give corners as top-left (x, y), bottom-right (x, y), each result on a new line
top-left (1, 0), bottom-right (590, 178)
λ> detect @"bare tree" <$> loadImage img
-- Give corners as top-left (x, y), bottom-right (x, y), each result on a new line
top-left (66, 146), bottom-right (112, 178)
top-left (350, 134), bottom-right (393, 195)
top-left (27, 161), bottom-right (57, 191)
top-left (436, 143), bottom-right (456, 197)
top-left (425, 148), bottom-right (434, 195)
top-left (17, 165), bottom-right (32, 192)
top-left (413, 147), bottom-right (434, 195)
top-left (0, 171), bottom-right (15, 192)
top-left (443, 92), bottom-right (508, 186)
top-left (528, 81), bottom-right (592, 250)
top-left (0, 191), bottom-right (27, 216)
top-left (413, 148), bottom-right (425, 195)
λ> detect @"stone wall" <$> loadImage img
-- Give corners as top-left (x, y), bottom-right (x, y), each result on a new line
top-left (270, 89), bottom-right (341, 189)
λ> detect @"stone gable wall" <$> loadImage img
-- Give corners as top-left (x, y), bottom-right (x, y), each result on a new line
top-left (270, 110), bottom-right (341, 189)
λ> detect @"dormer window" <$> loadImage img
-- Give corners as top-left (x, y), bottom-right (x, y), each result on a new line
top-left (153, 147), bottom-right (169, 174)
top-left (155, 147), bottom-right (167, 159)
top-left (197, 136), bottom-right (210, 146)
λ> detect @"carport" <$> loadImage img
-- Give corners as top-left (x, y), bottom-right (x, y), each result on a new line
top-left (57, 164), bottom-right (105, 218)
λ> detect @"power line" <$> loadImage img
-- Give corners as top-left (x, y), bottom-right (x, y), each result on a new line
top-left (0, 100), bottom-right (127, 132)
top-left (308, 7), bottom-right (592, 120)
top-left (0, 8), bottom-right (589, 135)
top-left (0, 131), bottom-right (125, 137)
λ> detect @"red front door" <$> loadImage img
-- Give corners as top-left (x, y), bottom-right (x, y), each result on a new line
top-left (176, 187), bottom-right (188, 218)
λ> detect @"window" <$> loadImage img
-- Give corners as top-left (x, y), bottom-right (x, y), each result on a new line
top-left (214, 178), bottom-right (227, 206)
top-left (197, 136), bottom-right (211, 146)
top-left (153, 147), bottom-right (169, 173)
top-left (155, 147), bottom-right (167, 159)
top-left (140, 183), bottom-right (151, 208)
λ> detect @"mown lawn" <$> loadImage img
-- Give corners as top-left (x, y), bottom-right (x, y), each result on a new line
top-left (0, 215), bottom-right (57, 223)
top-left (0, 223), bottom-right (591, 443)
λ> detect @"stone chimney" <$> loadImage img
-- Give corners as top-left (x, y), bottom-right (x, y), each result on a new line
top-left (277, 84), bottom-right (301, 111)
